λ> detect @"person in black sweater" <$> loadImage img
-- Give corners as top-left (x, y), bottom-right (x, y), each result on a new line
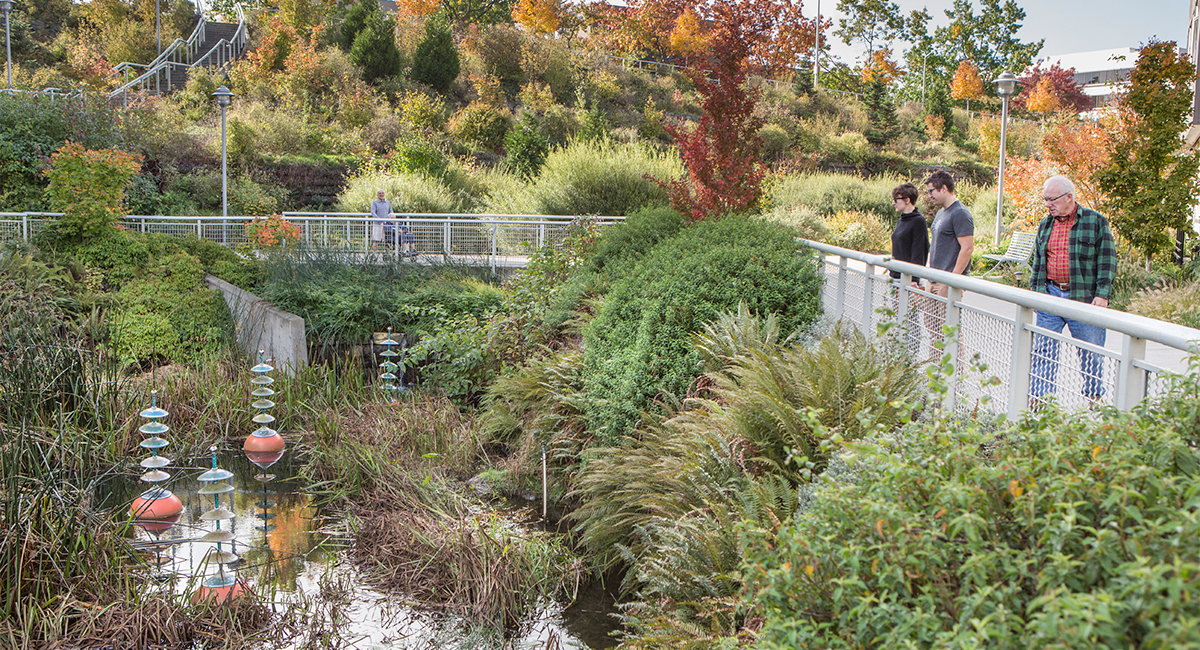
top-left (890, 182), bottom-right (928, 286)
top-left (890, 182), bottom-right (929, 354)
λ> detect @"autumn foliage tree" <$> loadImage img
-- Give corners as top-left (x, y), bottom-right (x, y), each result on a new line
top-left (661, 0), bottom-right (816, 220)
top-left (1026, 76), bottom-right (1061, 114)
top-left (950, 60), bottom-right (984, 111)
top-left (512, 0), bottom-right (561, 34)
top-left (1096, 40), bottom-right (1200, 263)
top-left (1015, 62), bottom-right (1089, 114)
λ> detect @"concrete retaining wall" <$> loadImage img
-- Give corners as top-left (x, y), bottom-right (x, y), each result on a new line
top-left (205, 274), bottom-right (308, 375)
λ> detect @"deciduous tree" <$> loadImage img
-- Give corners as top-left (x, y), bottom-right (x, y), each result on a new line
top-left (1026, 76), bottom-right (1061, 114)
top-left (934, 0), bottom-right (1041, 87)
top-left (1095, 40), bottom-right (1200, 263)
top-left (1015, 62), bottom-right (1090, 114)
top-left (950, 60), bottom-right (983, 111)
top-left (512, 0), bottom-right (561, 34)
top-left (835, 0), bottom-right (903, 61)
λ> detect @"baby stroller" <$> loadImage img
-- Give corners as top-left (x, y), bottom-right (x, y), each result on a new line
top-left (384, 221), bottom-right (417, 257)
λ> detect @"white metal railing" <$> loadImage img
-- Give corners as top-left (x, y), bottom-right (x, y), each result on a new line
top-left (803, 239), bottom-right (1200, 419)
top-left (0, 213), bottom-right (624, 272)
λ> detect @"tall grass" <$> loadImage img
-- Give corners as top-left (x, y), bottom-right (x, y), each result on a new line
top-left (486, 139), bottom-right (683, 216)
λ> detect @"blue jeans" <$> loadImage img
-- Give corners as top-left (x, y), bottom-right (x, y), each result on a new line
top-left (1031, 284), bottom-right (1106, 400)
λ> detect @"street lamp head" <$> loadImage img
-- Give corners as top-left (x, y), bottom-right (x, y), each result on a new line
top-left (0, 1), bottom-right (12, 15)
top-left (994, 71), bottom-right (1020, 98)
top-left (212, 85), bottom-right (234, 108)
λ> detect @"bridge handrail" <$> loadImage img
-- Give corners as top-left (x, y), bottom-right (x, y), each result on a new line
top-left (802, 238), bottom-right (1200, 418)
top-left (803, 239), bottom-right (1200, 352)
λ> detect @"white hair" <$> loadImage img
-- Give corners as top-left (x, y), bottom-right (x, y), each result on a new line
top-left (1043, 175), bottom-right (1075, 196)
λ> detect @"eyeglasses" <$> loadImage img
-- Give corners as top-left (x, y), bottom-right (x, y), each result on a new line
top-left (1042, 191), bottom-right (1070, 203)
top-left (925, 188), bottom-right (936, 195)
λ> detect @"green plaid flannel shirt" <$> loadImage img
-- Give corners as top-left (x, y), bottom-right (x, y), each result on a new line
top-left (1030, 205), bottom-right (1117, 302)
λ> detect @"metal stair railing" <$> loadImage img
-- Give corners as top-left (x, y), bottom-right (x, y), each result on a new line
top-left (109, 0), bottom-right (247, 103)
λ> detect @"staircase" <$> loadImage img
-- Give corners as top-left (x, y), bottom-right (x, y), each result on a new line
top-left (109, 1), bottom-right (249, 102)
top-left (166, 22), bottom-right (240, 90)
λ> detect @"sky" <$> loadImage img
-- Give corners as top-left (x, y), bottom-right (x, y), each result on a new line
top-left (814, 0), bottom-right (1190, 65)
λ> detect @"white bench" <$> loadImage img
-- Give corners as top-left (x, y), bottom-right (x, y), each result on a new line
top-left (981, 231), bottom-right (1036, 278)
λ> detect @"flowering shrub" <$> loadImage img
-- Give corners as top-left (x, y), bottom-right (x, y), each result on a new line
top-left (244, 213), bottom-right (302, 250)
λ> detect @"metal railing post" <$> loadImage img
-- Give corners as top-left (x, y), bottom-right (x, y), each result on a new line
top-left (1115, 335), bottom-right (1147, 410)
top-left (942, 286), bottom-right (964, 412)
top-left (834, 256), bottom-right (847, 320)
top-left (862, 263), bottom-right (876, 334)
top-left (491, 222), bottom-right (498, 273)
top-left (196, 218), bottom-right (202, 239)
top-left (21, 214), bottom-right (27, 242)
top-left (443, 219), bottom-right (451, 256)
top-left (1007, 305), bottom-right (1035, 419)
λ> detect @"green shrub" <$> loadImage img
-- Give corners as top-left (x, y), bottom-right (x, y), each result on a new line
top-left (585, 205), bottom-right (686, 279)
top-left (471, 24), bottom-right (526, 87)
top-left (822, 209), bottom-right (892, 253)
top-left (407, 312), bottom-right (494, 401)
top-left (770, 171), bottom-right (900, 223)
top-left (0, 94), bottom-right (120, 210)
top-left (504, 111), bottom-right (549, 180)
top-left (107, 310), bottom-right (180, 367)
top-left (400, 91), bottom-right (447, 133)
top-left (748, 390), bottom-right (1200, 649)
top-left (581, 215), bottom-right (824, 441)
top-left (758, 123), bottom-right (791, 160)
top-left (71, 229), bottom-right (152, 289)
top-left (527, 139), bottom-right (682, 216)
top-left (339, 169), bottom-right (467, 214)
top-left (448, 101), bottom-right (510, 152)
top-left (411, 18), bottom-right (460, 92)
top-left (339, 0), bottom-right (379, 52)
top-left (763, 204), bottom-right (829, 241)
top-left (384, 134), bottom-right (451, 179)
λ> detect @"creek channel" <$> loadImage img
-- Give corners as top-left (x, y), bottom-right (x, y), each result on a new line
top-left (102, 445), bottom-right (620, 649)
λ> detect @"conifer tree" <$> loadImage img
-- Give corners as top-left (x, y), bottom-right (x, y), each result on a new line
top-left (411, 18), bottom-right (460, 92)
top-left (351, 12), bottom-right (401, 84)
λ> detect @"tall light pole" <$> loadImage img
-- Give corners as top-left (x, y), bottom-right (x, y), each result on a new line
top-left (993, 71), bottom-right (1020, 242)
top-left (814, 0), bottom-right (821, 89)
top-left (0, 0), bottom-right (13, 92)
top-left (156, 0), bottom-right (161, 56)
top-left (213, 86), bottom-right (234, 241)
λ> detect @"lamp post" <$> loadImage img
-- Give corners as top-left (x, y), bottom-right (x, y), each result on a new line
top-left (814, 0), bottom-right (821, 89)
top-left (0, 0), bottom-right (13, 92)
top-left (212, 86), bottom-right (234, 242)
top-left (993, 71), bottom-right (1020, 242)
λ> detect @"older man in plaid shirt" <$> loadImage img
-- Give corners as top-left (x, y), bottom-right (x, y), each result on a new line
top-left (1029, 175), bottom-right (1117, 409)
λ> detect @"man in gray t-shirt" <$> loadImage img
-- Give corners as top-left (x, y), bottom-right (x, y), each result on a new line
top-left (923, 171), bottom-right (974, 298)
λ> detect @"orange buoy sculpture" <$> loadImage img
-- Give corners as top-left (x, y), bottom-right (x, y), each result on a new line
top-left (244, 351), bottom-right (285, 468)
top-left (195, 446), bottom-right (243, 603)
top-left (130, 390), bottom-right (183, 532)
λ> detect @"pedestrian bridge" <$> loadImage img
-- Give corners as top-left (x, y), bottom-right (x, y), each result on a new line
top-left (0, 212), bottom-right (623, 274)
top-left (806, 239), bottom-right (1200, 420)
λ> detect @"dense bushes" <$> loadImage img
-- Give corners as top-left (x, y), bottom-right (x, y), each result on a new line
top-left (581, 215), bottom-right (824, 441)
top-left (747, 377), bottom-right (1200, 648)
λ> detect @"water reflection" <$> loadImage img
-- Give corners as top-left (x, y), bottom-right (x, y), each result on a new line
top-left (103, 447), bottom-right (619, 648)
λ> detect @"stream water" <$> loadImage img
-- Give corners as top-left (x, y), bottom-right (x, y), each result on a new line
top-left (105, 445), bottom-right (620, 649)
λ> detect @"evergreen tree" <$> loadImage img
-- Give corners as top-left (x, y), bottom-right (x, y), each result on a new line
top-left (340, 0), bottom-right (380, 52)
top-left (411, 18), bottom-right (461, 93)
top-left (863, 79), bottom-right (898, 145)
top-left (504, 111), bottom-right (549, 180)
top-left (923, 80), bottom-right (954, 140)
top-left (350, 12), bottom-right (401, 84)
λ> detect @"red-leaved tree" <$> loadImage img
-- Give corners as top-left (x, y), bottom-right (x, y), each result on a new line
top-left (660, 0), bottom-right (817, 220)
top-left (1015, 62), bottom-right (1090, 114)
